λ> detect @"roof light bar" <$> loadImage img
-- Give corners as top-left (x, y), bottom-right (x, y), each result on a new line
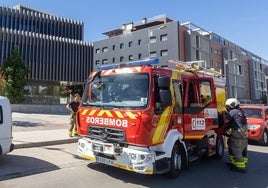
top-left (125, 58), bottom-right (159, 67)
top-left (97, 58), bottom-right (159, 71)
top-left (97, 64), bottom-right (120, 70)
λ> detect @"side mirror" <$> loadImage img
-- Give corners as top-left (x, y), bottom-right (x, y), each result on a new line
top-left (158, 76), bottom-right (170, 88)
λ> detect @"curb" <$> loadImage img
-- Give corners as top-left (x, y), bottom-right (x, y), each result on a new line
top-left (14, 137), bottom-right (79, 149)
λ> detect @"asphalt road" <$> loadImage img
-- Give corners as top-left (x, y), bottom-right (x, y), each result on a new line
top-left (0, 143), bottom-right (268, 188)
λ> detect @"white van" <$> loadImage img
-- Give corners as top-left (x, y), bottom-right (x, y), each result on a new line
top-left (0, 96), bottom-right (14, 155)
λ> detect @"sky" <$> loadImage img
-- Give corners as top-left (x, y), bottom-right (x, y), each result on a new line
top-left (1, 0), bottom-right (268, 60)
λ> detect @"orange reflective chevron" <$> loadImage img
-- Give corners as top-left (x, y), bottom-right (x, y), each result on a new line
top-left (89, 109), bottom-right (97, 116)
top-left (81, 109), bottom-right (89, 115)
top-left (97, 110), bottom-right (113, 117)
top-left (80, 109), bottom-right (138, 119)
top-left (125, 111), bottom-right (137, 119)
top-left (114, 111), bottom-right (124, 118)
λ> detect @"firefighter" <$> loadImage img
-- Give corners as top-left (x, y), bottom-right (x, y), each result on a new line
top-left (66, 93), bottom-right (81, 137)
top-left (216, 98), bottom-right (248, 173)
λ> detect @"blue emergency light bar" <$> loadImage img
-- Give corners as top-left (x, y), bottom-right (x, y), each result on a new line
top-left (97, 58), bottom-right (159, 71)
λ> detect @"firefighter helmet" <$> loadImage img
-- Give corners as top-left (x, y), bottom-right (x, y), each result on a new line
top-left (225, 98), bottom-right (240, 109)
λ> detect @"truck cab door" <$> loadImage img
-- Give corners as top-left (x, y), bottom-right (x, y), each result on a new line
top-left (183, 77), bottom-right (217, 140)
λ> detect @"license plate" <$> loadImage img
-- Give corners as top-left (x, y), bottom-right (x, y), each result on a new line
top-left (95, 156), bottom-right (114, 166)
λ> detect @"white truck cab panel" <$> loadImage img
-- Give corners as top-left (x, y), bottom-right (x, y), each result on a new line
top-left (0, 96), bottom-right (14, 155)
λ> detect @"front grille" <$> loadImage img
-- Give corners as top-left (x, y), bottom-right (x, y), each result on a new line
top-left (88, 126), bottom-right (126, 143)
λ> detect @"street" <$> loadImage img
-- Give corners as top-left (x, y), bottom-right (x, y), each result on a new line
top-left (0, 143), bottom-right (268, 188)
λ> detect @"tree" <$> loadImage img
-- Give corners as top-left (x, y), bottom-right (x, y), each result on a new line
top-left (0, 68), bottom-right (6, 95)
top-left (3, 46), bottom-right (30, 103)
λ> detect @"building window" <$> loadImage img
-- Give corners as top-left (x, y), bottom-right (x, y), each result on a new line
top-left (102, 59), bottom-right (108, 64)
top-left (237, 65), bottom-right (242, 75)
top-left (120, 43), bottom-right (124, 49)
top-left (196, 35), bottom-right (200, 48)
top-left (120, 56), bottom-right (124, 62)
top-left (138, 39), bottom-right (142, 46)
top-left (95, 48), bottom-right (100, 54)
top-left (102, 47), bottom-right (108, 52)
top-left (129, 55), bottom-right (133, 61)
top-left (138, 54), bottom-right (142, 59)
top-left (95, 60), bottom-right (100, 65)
top-left (150, 37), bottom-right (157, 43)
top-left (112, 58), bottom-right (115, 63)
top-left (128, 41), bottom-right (133, 47)
top-left (196, 50), bottom-right (200, 60)
top-left (161, 50), bottom-right (168, 56)
top-left (150, 51), bottom-right (157, 57)
top-left (160, 34), bottom-right (167, 41)
top-left (215, 50), bottom-right (221, 56)
top-left (112, 45), bottom-right (116, 50)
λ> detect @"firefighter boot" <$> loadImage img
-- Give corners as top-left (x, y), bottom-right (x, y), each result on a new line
top-left (73, 129), bottom-right (78, 136)
top-left (244, 157), bottom-right (248, 165)
top-left (226, 155), bottom-right (234, 168)
top-left (229, 161), bottom-right (247, 173)
top-left (68, 130), bottom-right (73, 137)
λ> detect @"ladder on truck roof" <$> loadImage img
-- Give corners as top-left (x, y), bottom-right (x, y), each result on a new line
top-left (168, 59), bottom-right (223, 78)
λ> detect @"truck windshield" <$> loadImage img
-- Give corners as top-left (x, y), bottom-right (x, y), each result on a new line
top-left (82, 73), bottom-right (149, 109)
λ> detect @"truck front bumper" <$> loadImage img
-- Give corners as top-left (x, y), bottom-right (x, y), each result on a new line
top-left (78, 137), bottom-right (156, 174)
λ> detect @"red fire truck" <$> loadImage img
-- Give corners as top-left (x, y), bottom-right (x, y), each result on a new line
top-left (77, 58), bottom-right (226, 177)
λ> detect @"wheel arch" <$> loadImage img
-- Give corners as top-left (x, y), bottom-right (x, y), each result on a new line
top-left (159, 129), bottom-right (187, 159)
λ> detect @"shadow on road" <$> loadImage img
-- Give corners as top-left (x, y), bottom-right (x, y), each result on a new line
top-left (86, 148), bottom-right (268, 188)
top-left (0, 154), bottom-right (60, 181)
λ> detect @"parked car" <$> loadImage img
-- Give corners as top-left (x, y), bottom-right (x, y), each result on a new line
top-left (240, 105), bottom-right (268, 145)
top-left (0, 96), bottom-right (14, 155)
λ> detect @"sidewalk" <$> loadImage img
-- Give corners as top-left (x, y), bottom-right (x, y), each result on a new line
top-left (12, 112), bottom-right (80, 149)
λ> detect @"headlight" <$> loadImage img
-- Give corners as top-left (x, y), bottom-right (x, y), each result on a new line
top-left (129, 153), bottom-right (154, 163)
top-left (247, 124), bottom-right (260, 130)
top-left (130, 153), bottom-right (137, 160)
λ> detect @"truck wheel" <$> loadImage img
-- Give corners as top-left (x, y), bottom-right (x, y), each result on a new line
top-left (259, 129), bottom-right (268, 146)
top-left (215, 135), bottom-right (224, 159)
top-left (167, 144), bottom-right (183, 178)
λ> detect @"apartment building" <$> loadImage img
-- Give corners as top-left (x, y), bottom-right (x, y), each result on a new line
top-left (93, 15), bottom-right (180, 68)
top-left (93, 15), bottom-right (268, 104)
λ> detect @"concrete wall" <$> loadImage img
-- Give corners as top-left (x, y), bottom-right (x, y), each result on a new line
top-left (11, 104), bottom-right (69, 115)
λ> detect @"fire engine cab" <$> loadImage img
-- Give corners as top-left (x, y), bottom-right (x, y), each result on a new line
top-left (77, 58), bottom-right (226, 177)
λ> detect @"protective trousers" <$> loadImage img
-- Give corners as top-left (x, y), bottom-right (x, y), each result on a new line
top-left (228, 128), bottom-right (248, 171)
top-left (68, 113), bottom-right (78, 137)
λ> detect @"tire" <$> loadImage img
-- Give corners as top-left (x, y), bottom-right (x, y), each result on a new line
top-left (167, 144), bottom-right (184, 178)
top-left (259, 129), bottom-right (268, 146)
top-left (215, 135), bottom-right (224, 159)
